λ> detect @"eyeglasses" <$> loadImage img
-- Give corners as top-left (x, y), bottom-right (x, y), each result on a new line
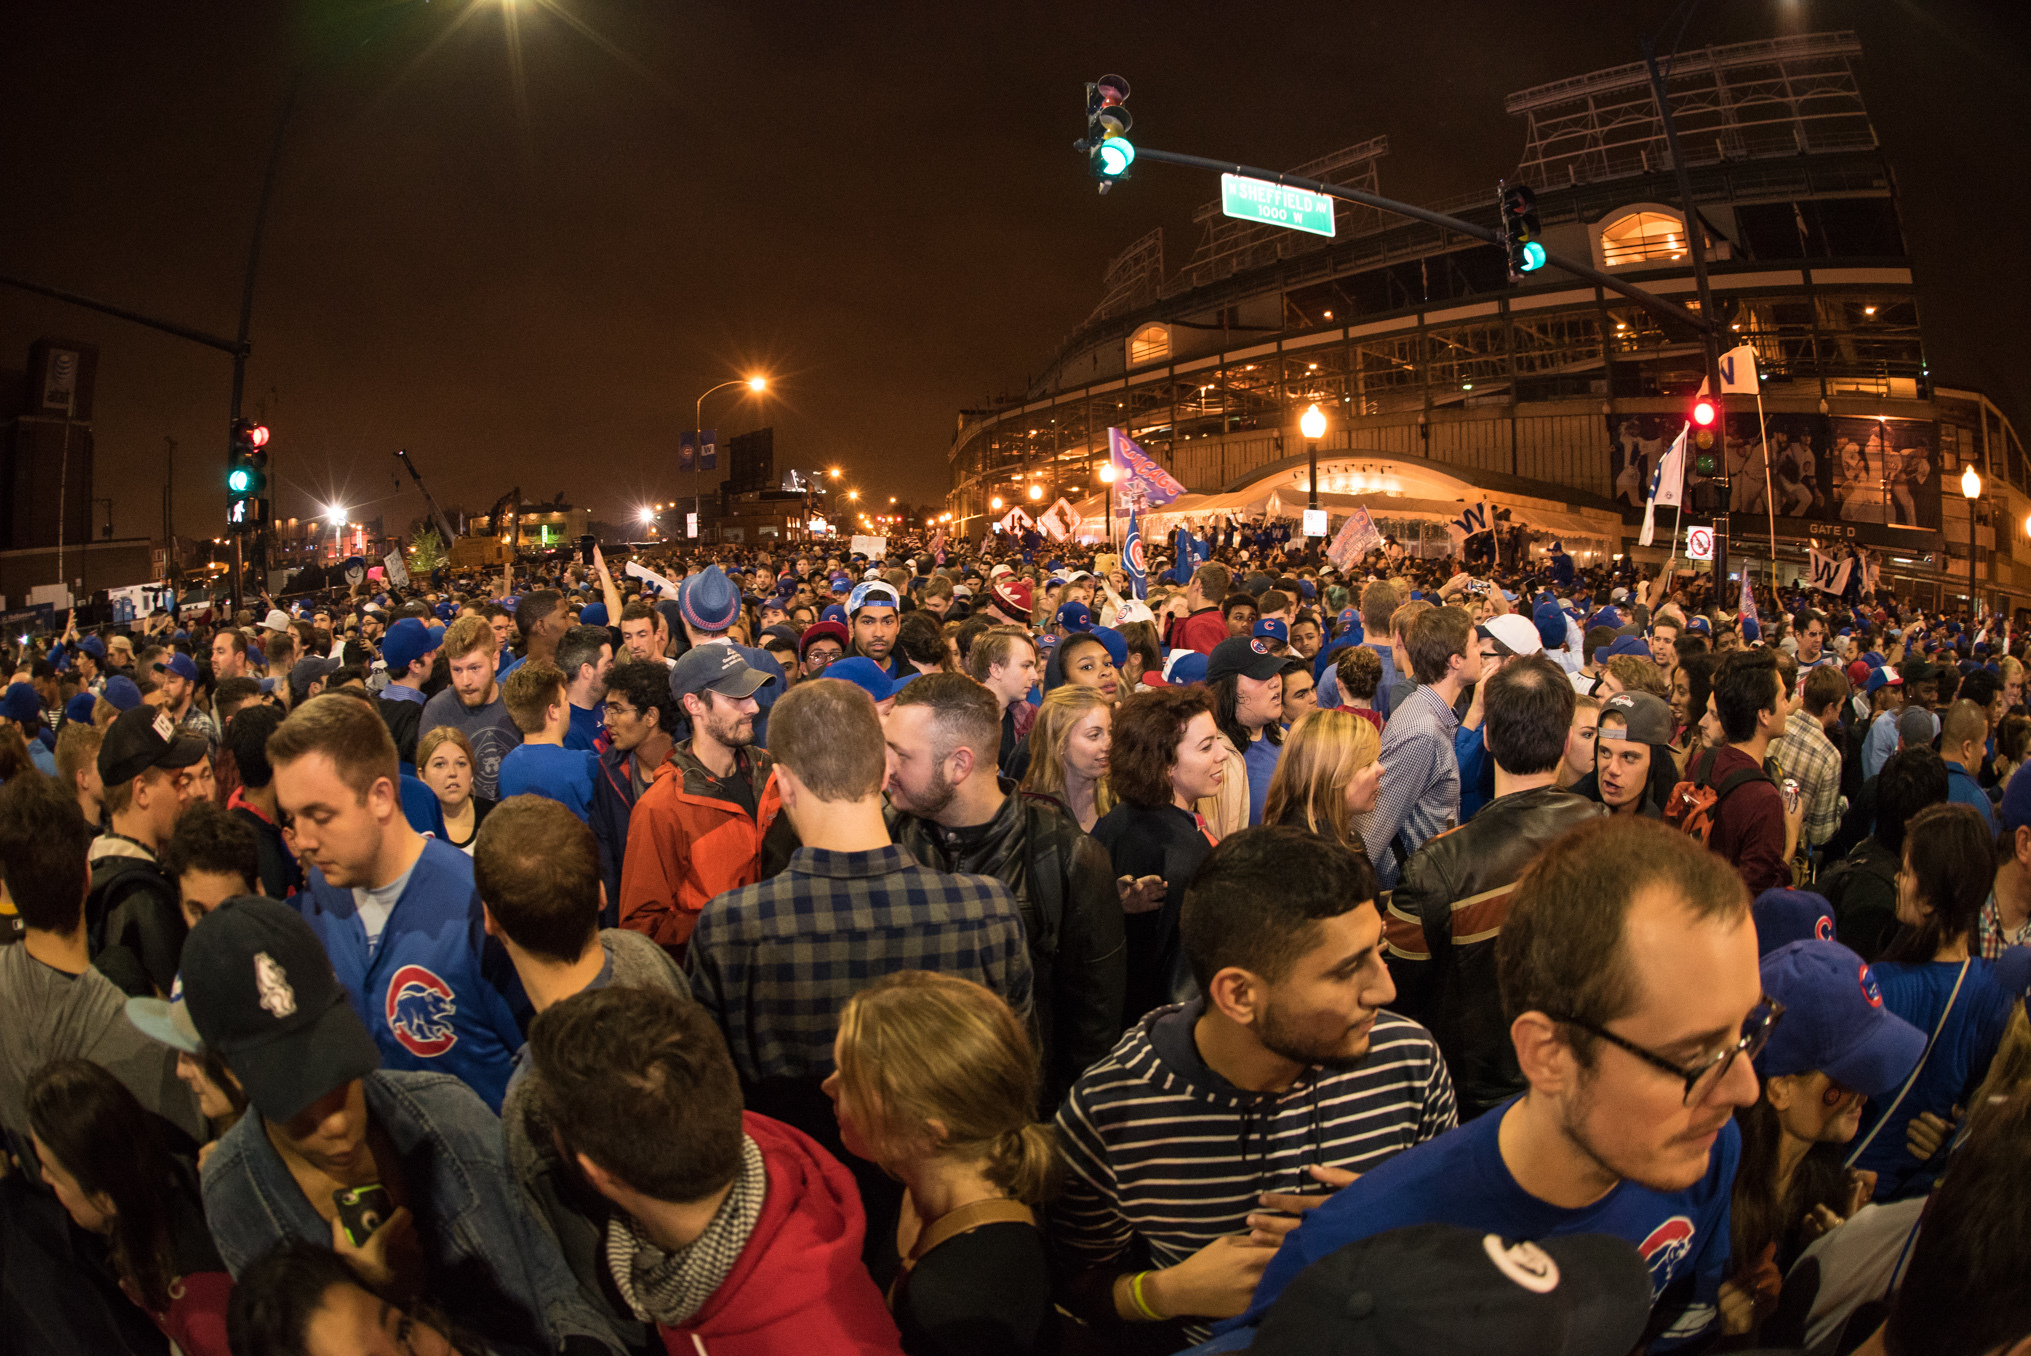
top-left (1544, 997), bottom-right (1784, 1106)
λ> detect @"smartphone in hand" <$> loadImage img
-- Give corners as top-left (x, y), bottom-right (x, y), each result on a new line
top-left (579, 534), bottom-right (597, 567)
top-left (333, 1184), bottom-right (394, 1248)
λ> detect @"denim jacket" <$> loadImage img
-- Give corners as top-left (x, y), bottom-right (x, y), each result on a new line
top-left (200, 1069), bottom-right (620, 1355)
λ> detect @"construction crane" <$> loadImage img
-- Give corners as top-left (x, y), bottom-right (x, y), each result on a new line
top-left (394, 448), bottom-right (458, 545)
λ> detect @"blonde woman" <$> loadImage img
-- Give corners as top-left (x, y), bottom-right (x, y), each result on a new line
top-left (417, 725), bottom-right (488, 853)
top-left (823, 971), bottom-right (1058, 1356)
top-left (1020, 686), bottom-right (1114, 832)
top-left (1261, 707), bottom-right (1381, 860)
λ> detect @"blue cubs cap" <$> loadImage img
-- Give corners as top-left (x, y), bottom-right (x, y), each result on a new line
top-left (103, 676), bottom-right (143, 712)
top-left (1532, 600), bottom-right (1566, 650)
top-left (79, 634), bottom-right (107, 660)
top-left (0, 683), bottom-right (39, 724)
top-left (1253, 618), bottom-right (1289, 644)
top-left (1057, 601), bottom-right (1094, 633)
top-left (64, 691), bottom-right (99, 724)
top-left (820, 603), bottom-right (849, 626)
top-left (2001, 761), bottom-right (2031, 834)
top-left (679, 566), bottom-right (743, 633)
top-left (1591, 635), bottom-right (1650, 666)
top-left (579, 601), bottom-right (609, 628)
top-left (1167, 651), bottom-right (1209, 685)
top-left (1686, 616), bottom-right (1710, 635)
top-left (1756, 940), bottom-right (1926, 1098)
top-left (1742, 616), bottom-right (1762, 643)
top-left (1087, 626), bottom-right (1129, 668)
top-left (154, 651), bottom-right (199, 682)
top-left (380, 618), bottom-right (443, 676)
top-left (1752, 889), bottom-right (1835, 957)
top-left (823, 657), bottom-right (895, 704)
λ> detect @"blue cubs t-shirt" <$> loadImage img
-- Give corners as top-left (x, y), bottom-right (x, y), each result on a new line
top-left (496, 742), bottom-right (599, 824)
top-left (566, 700), bottom-right (603, 754)
top-left (1227, 1097), bottom-right (1736, 1349)
top-left (1243, 732), bottom-right (1280, 827)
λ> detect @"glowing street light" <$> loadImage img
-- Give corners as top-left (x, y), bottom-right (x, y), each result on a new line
top-left (1301, 402), bottom-right (1328, 510)
top-left (1964, 465), bottom-right (1983, 614)
top-left (990, 496), bottom-right (1003, 510)
top-left (1028, 483), bottom-right (1044, 501)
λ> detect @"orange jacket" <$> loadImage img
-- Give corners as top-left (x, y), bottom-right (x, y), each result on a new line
top-left (619, 742), bottom-right (784, 957)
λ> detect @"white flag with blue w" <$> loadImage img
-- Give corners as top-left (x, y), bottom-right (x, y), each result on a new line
top-left (1639, 426), bottom-right (1687, 547)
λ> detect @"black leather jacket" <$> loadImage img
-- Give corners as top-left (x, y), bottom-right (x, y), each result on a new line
top-left (888, 783), bottom-right (1127, 1100)
top-left (1383, 785), bottom-right (1603, 1118)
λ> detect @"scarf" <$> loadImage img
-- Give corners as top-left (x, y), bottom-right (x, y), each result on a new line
top-left (606, 1134), bottom-right (766, 1327)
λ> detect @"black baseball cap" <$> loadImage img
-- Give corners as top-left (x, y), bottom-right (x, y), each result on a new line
top-left (96, 706), bottom-right (209, 787)
top-left (289, 654), bottom-right (343, 700)
top-left (1250, 1223), bottom-right (1653, 1356)
top-left (1205, 635), bottom-right (1288, 686)
top-left (179, 896), bottom-right (382, 1122)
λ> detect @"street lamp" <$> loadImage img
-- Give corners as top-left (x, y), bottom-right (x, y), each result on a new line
top-left (693, 374), bottom-right (770, 540)
top-left (990, 496), bottom-right (1003, 511)
top-left (1963, 464), bottom-right (1982, 617)
top-left (1028, 483), bottom-right (1044, 501)
top-left (1098, 461), bottom-right (1118, 545)
top-left (1300, 402), bottom-right (1327, 510)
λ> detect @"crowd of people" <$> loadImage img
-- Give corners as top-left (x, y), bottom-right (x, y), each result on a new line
top-left (0, 524), bottom-right (2027, 1356)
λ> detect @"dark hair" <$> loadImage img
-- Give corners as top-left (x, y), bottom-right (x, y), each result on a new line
top-left (952, 617), bottom-right (992, 668)
top-left (1405, 606), bottom-right (1473, 685)
top-left (1873, 748), bottom-right (1948, 854)
top-left (1887, 1089), bottom-right (2031, 1356)
top-left (1498, 816), bottom-right (1748, 1068)
top-left (515, 589), bottom-right (563, 645)
top-left (0, 772), bottom-right (92, 934)
top-left (1108, 686), bottom-right (1214, 810)
top-left (1208, 673), bottom-right (1284, 754)
top-left (213, 676), bottom-right (263, 722)
top-left (529, 986), bottom-right (743, 1202)
top-left (229, 1239), bottom-right (475, 1356)
top-left (1485, 655), bottom-right (1574, 776)
top-left (895, 610), bottom-right (946, 668)
top-left (553, 625), bottom-right (610, 688)
top-left (1730, 1092), bottom-right (1850, 1271)
top-left (161, 800), bottom-right (259, 890)
top-left (27, 1059), bottom-right (180, 1311)
top-left (605, 658), bottom-right (679, 736)
top-left (473, 797), bottom-right (601, 965)
top-left (1712, 649), bottom-right (1780, 743)
top-left (224, 701), bottom-right (285, 790)
top-left (1958, 668), bottom-right (2000, 710)
top-left (1181, 826), bottom-right (1377, 992)
top-left (1884, 802), bottom-right (1995, 963)
top-left (1219, 593), bottom-right (1257, 621)
top-left (1677, 650), bottom-right (1718, 733)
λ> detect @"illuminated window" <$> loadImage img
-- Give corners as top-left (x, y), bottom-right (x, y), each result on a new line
top-left (1600, 211), bottom-right (1689, 267)
top-left (1128, 324), bottom-right (1171, 366)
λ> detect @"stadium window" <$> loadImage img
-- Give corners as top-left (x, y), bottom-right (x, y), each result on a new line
top-left (1129, 324), bottom-right (1171, 367)
top-left (1599, 211), bottom-right (1689, 267)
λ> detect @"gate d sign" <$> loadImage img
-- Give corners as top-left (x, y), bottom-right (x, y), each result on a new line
top-left (1220, 174), bottom-right (1336, 238)
top-left (1686, 525), bottom-right (1714, 561)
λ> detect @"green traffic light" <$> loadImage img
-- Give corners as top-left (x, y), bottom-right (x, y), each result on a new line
top-left (1520, 241), bottom-right (1546, 272)
top-left (228, 468), bottom-right (253, 493)
top-left (1097, 136), bottom-right (1135, 177)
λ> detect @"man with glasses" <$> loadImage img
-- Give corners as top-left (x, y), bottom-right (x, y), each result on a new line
top-left (1229, 816), bottom-right (1765, 1351)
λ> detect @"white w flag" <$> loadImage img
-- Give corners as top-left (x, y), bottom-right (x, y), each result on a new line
top-left (1639, 426), bottom-right (1688, 547)
top-left (1807, 548), bottom-right (1853, 596)
top-left (1445, 500), bottom-right (1495, 546)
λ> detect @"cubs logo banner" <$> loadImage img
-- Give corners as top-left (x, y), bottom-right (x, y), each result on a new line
top-left (386, 964), bottom-right (459, 1058)
top-left (1123, 512), bottom-right (1148, 599)
top-left (1446, 500), bottom-right (1496, 545)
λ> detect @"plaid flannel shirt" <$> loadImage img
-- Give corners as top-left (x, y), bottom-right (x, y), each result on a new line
top-left (1771, 714), bottom-right (1843, 849)
top-left (684, 844), bottom-right (1035, 1088)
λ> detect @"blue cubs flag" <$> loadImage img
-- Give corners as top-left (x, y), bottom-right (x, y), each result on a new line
top-left (1124, 512), bottom-right (1148, 599)
top-left (700, 428), bottom-right (718, 472)
top-left (1108, 427), bottom-right (1185, 521)
top-left (1173, 527), bottom-right (1211, 575)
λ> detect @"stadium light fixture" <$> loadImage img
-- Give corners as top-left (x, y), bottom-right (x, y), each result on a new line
top-left (1028, 484), bottom-right (1044, 501)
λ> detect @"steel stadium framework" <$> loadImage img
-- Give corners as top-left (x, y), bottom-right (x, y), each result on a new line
top-left (949, 32), bottom-right (2031, 612)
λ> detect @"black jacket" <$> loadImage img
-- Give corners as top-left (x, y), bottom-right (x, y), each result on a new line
top-left (1384, 785), bottom-right (1603, 1118)
top-left (889, 785), bottom-right (1127, 1100)
top-left (1092, 801), bottom-right (1213, 1033)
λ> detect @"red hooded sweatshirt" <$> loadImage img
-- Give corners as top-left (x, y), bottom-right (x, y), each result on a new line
top-left (658, 1113), bottom-right (902, 1356)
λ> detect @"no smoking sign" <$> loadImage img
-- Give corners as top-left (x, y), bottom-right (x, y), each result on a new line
top-left (1686, 525), bottom-right (1714, 561)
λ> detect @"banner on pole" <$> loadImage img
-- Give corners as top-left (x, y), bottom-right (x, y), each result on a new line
top-left (1446, 500), bottom-right (1496, 546)
top-left (1640, 427), bottom-right (1688, 547)
top-left (1327, 507), bottom-right (1382, 571)
top-left (700, 428), bottom-right (718, 473)
top-left (1807, 548), bottom-right (1853, 596)
top-left (1107, 428), bottom-right (1185, 518)
top-left (679, 431), bottom-right (696, 472)
top-left (1717, 343), bottom-right (1760, 395)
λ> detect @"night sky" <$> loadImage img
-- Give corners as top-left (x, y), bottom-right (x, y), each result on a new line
top-left (3, 1), bottom-right (2026, 547)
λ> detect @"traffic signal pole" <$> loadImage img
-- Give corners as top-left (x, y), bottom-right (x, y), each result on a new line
top-left (1642, 40), bottom-right (1728, 591)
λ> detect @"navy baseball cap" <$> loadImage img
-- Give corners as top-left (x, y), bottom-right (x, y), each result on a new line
top-left (1057, 601), bottom-right (1094, 633)
top-left (1088, 626), bottom-right (1129, 668)
top-left (103, 676), bottom-right (143, 712)
top-left (1756, 940), bottom-right (1926, 1098)
top-left (669, 643), bottom-right (773, 705)
top-left (1253, 618), bottom-right (1289, 645)
top-left (63, 691), bottom-right (98, 724)
top-left (1863, 666), bottom-right (1903, 696)
top-left (1591, 635), bottom-right (1650, 666)
top-left (0, 682), bottom-right (38, 724)
top-left (1167, 651), bottom-right (1209, 685)
top-left (154, 651), bottom-right (199, 683)
top-left (1752, 889), bottom-right (1835, 957)
top-left (824, 657), bottom-right (895, 703)
top-left (579, 601), bottom-right (609, 628)
top-left (380, 618), bottom-right (443, 676)
top-left (1205, 636), bottom-right (1285, 685)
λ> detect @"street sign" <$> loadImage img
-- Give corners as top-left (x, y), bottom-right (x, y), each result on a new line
top-left (686, 513), bottom-right (698, 539)
top-left (1219, 174), bottom-right (1336, 238)
top-left (1302, 509), bottom-right (1328, 538)
top-left (1686, 524), bottom-right (1714, 561)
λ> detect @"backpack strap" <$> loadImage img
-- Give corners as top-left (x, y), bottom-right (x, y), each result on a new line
top-left (1844, 958), bottom-right (1972, 1169)
top-left (888, 1199), bottom-right (1037, 1304)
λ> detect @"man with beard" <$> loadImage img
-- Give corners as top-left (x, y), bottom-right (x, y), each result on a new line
top-left (1232, 816), bottom-right (1761, 1352)
top-left (418, 616), bottom-right (522, 803)
top-left (619, 645), bottom-right (791, 960)
top-left (882, 673), bottom-right (1125, 1103)
top-left (1052, 828), bottom-right (1455, 1348)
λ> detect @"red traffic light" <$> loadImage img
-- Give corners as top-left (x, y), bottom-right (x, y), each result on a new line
top-left (247, 424), bottom-right (270, 447)
top-left (1691, 399), bottom-right (1716, 427)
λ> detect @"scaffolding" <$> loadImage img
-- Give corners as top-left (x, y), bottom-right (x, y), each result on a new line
top-left (1506, 31), bottom-right (1873, 188)
top-left (1086, 227), bottom-right (1166, 326)
top-left (1168, 136), bottom-right (1391, 293)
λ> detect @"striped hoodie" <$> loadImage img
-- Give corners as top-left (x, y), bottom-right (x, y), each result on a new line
top-left (1052, 998), bottom-right (1456, 1340)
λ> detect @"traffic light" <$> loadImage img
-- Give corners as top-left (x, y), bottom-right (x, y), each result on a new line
top-left (1081, 74), bottom-right (1134, 190)
top-left (1499, 182), bottom-right (1545, 279)
top-left (227, 419), bottom-right (270, 534)
top-left (1689, 395), bottom-right (1719, 477)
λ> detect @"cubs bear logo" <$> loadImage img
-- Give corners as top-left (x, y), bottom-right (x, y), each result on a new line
top-left (1637, 1215), bottom-right (1697, 1297)
top-left (1250, 639), bottom-right (1269, 654)
top-left (386, 965), bottom-right (459, 1058)
top-left (1858, 962), bottom-right (1883, 1008)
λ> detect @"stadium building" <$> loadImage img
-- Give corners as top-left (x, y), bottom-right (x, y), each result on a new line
top-left (946, 32), bottom-right (2029, 613)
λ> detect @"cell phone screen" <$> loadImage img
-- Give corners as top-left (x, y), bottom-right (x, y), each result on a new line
top-left (579, 534), bottom-right (597, 567)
